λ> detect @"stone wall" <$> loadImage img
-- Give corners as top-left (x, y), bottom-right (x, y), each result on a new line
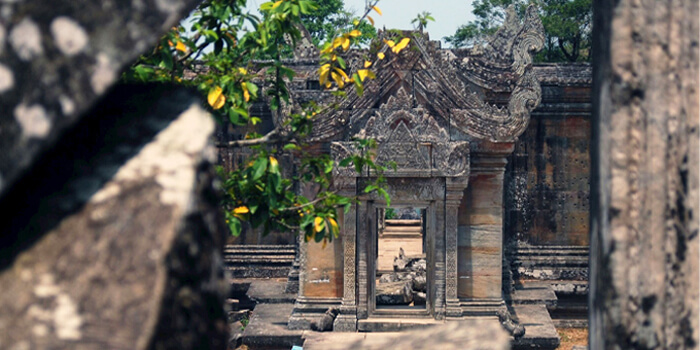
top-left (505, 63), bottom-right (592, 248)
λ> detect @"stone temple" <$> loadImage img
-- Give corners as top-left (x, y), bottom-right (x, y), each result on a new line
top-left (220, 6), bottom-right (589, 347)
top-left (0, 0), bottom-right (695, 348)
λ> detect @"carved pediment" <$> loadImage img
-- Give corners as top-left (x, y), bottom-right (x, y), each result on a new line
top-left (308, 5), bottom-right (544, 144)
top-left (331, 93), bottom-right (470, 178)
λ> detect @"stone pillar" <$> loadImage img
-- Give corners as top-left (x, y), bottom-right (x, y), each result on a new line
top-left (434, 192), bottom-right (447, 320)
top-left (590, 0), bottom-right (698, 348)
top-left (458, 150), bottom-right (510, 304)
top-left (288, 180), bottom-right (344, 330)
top-left (356, 202), bottom-right (370, 319)
top-left (334, 178), bottom-right (358, 331)
top-left (446, 177), bottom-right (468, 318)
top-left (284, 234), bottom-right (301, 294)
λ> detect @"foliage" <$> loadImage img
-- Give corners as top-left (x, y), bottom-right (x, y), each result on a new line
top-left (301, 0), bottom-right (377, 46)
top-left (124, 0), bottom-right (410, 244)
top-left (445, 0), bottom-right (591, 62)
top-left (384, 208), bottom-right (396, 220)
top-left (411, 11), bottom-right (435, 33)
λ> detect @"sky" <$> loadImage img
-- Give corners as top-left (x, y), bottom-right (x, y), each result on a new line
top-left (243, 0), bottom-right (477, 47)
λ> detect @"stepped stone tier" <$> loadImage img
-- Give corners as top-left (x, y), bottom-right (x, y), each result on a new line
top-left (272, 5), bottom-right (548, 332)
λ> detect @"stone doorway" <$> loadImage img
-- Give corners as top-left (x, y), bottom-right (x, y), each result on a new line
top-left (372, 205), bottom-right (431, 315)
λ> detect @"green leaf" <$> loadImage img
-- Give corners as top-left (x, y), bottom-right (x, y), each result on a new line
top-left (247, 83), bottom-right (259, 99)
top-left (339, 158), bottom-right (352, 167)
top-left (336, 56), bottom-right (346, 69)
top-left (227, 216), bottom-right (242, 236)
top-left (252, 157), bottom-right (269, 180)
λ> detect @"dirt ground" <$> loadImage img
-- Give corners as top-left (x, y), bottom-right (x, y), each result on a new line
top-left (557, 328), bottom-right (588, 350)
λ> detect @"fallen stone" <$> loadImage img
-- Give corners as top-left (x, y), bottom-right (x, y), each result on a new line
top-left (376, 281), bottom-right (413, 305)
top-left (392, 248), bottom-right (426, 273)
top-left (412, 274), bottom-right (427, 292)
top-left (413, 291), bottom-right (426, 305)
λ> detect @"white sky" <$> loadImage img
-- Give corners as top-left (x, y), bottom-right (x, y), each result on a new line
top-left (343, 0), bottom-right (475, 46)
top-left (244, 0), bottom-right (476, 47)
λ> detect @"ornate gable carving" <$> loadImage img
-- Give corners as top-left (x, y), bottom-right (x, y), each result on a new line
top-left (332, 87), bottom-right (468, 178)
top-left (310, 5), bottom-right (544, 144)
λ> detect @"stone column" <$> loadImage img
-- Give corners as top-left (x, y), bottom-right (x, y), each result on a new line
top-left (590, 0), bottom-right (698, 348)
top-left (446, 177), bottom-right (468, 318)
top-left (458, 150), bottom-right (510, 305)
top-left (356, 202), bottom-right (370, 319)
top-left (334, 178), bottom-right (358, 331)
top-left (288, 180), bottom-right (345, 330)
top-left (434, 193), bottom-right (446, 320)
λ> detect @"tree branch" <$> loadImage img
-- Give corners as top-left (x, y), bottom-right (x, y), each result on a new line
top-left (225, 128), bottom-right (284, 147)
top-left (280, 191), bottom-right (340, 212)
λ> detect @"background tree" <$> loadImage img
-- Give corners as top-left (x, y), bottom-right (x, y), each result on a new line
top-left (445, 0), bottom-right (591, 62)
top-left (301, 0), bottom-right (377, 45)
top-left (411, 11), bottom-right (435, 33)
top-left (125, 0), bottom-right (407, 244)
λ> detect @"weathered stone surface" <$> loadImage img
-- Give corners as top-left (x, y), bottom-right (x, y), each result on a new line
top-left (242, 303), bottom-right (305, 349)
top-left (0, 0), bottom-right (202, 198)
top-left (0, 85), bottom-right (228, 349)
top-left (392, 248), bottom-right (426, 272)
top-left (590, 0), bottom-right (699, 348)
top-left (376, 281), bottom-right (414, 305)
top-left (511, 304), bottom-right (560, 349)
top-left (304, 319), bottom-right (510, 350)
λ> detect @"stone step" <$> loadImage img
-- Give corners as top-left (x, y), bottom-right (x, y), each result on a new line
top-left (385, 219), bottom-right (422, 226)
top-left (383, 225), bottom-right (421, 231)
top-left (226, 266), bottom-right (291, 278)
top-left (515, 257), bottom-right (588, 266)
top-left (511, 304), bottom-right (560, 349)
top-left (224, 244), bottom-right (296, 278)
top-left (358, 317), bottom-right (444, 332)
top-left (224, 256), bottom-right (295, 263)
top-left (246, 280), bottom-right (297, 304)
top-left (516, 245), bottom-right (589, 255)
top-left (241, 303), bottom-right (306, 349)
top-left (509, 284), bottom-right (558, 308)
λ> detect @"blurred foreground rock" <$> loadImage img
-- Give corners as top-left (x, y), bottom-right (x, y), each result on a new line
top-left (0, 85), bottom-right (229, 349)
top-left (0, 0), bottom-right (201, 197)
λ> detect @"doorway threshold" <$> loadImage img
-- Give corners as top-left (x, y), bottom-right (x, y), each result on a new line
top-left (358, 317), bottom-right (445, 332)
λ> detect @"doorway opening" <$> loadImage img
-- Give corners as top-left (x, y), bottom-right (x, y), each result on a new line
top-left (373, 206), bottom-right (429, 312)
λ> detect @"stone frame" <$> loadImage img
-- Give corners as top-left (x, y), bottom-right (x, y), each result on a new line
top-left (366, 201), bottom-right (434, 318)
top-left (332, 167), bottom-right (469, 330)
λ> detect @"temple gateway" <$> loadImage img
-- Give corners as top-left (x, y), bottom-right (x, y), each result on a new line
top-left (276, 6), bottom-right (550, 332)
